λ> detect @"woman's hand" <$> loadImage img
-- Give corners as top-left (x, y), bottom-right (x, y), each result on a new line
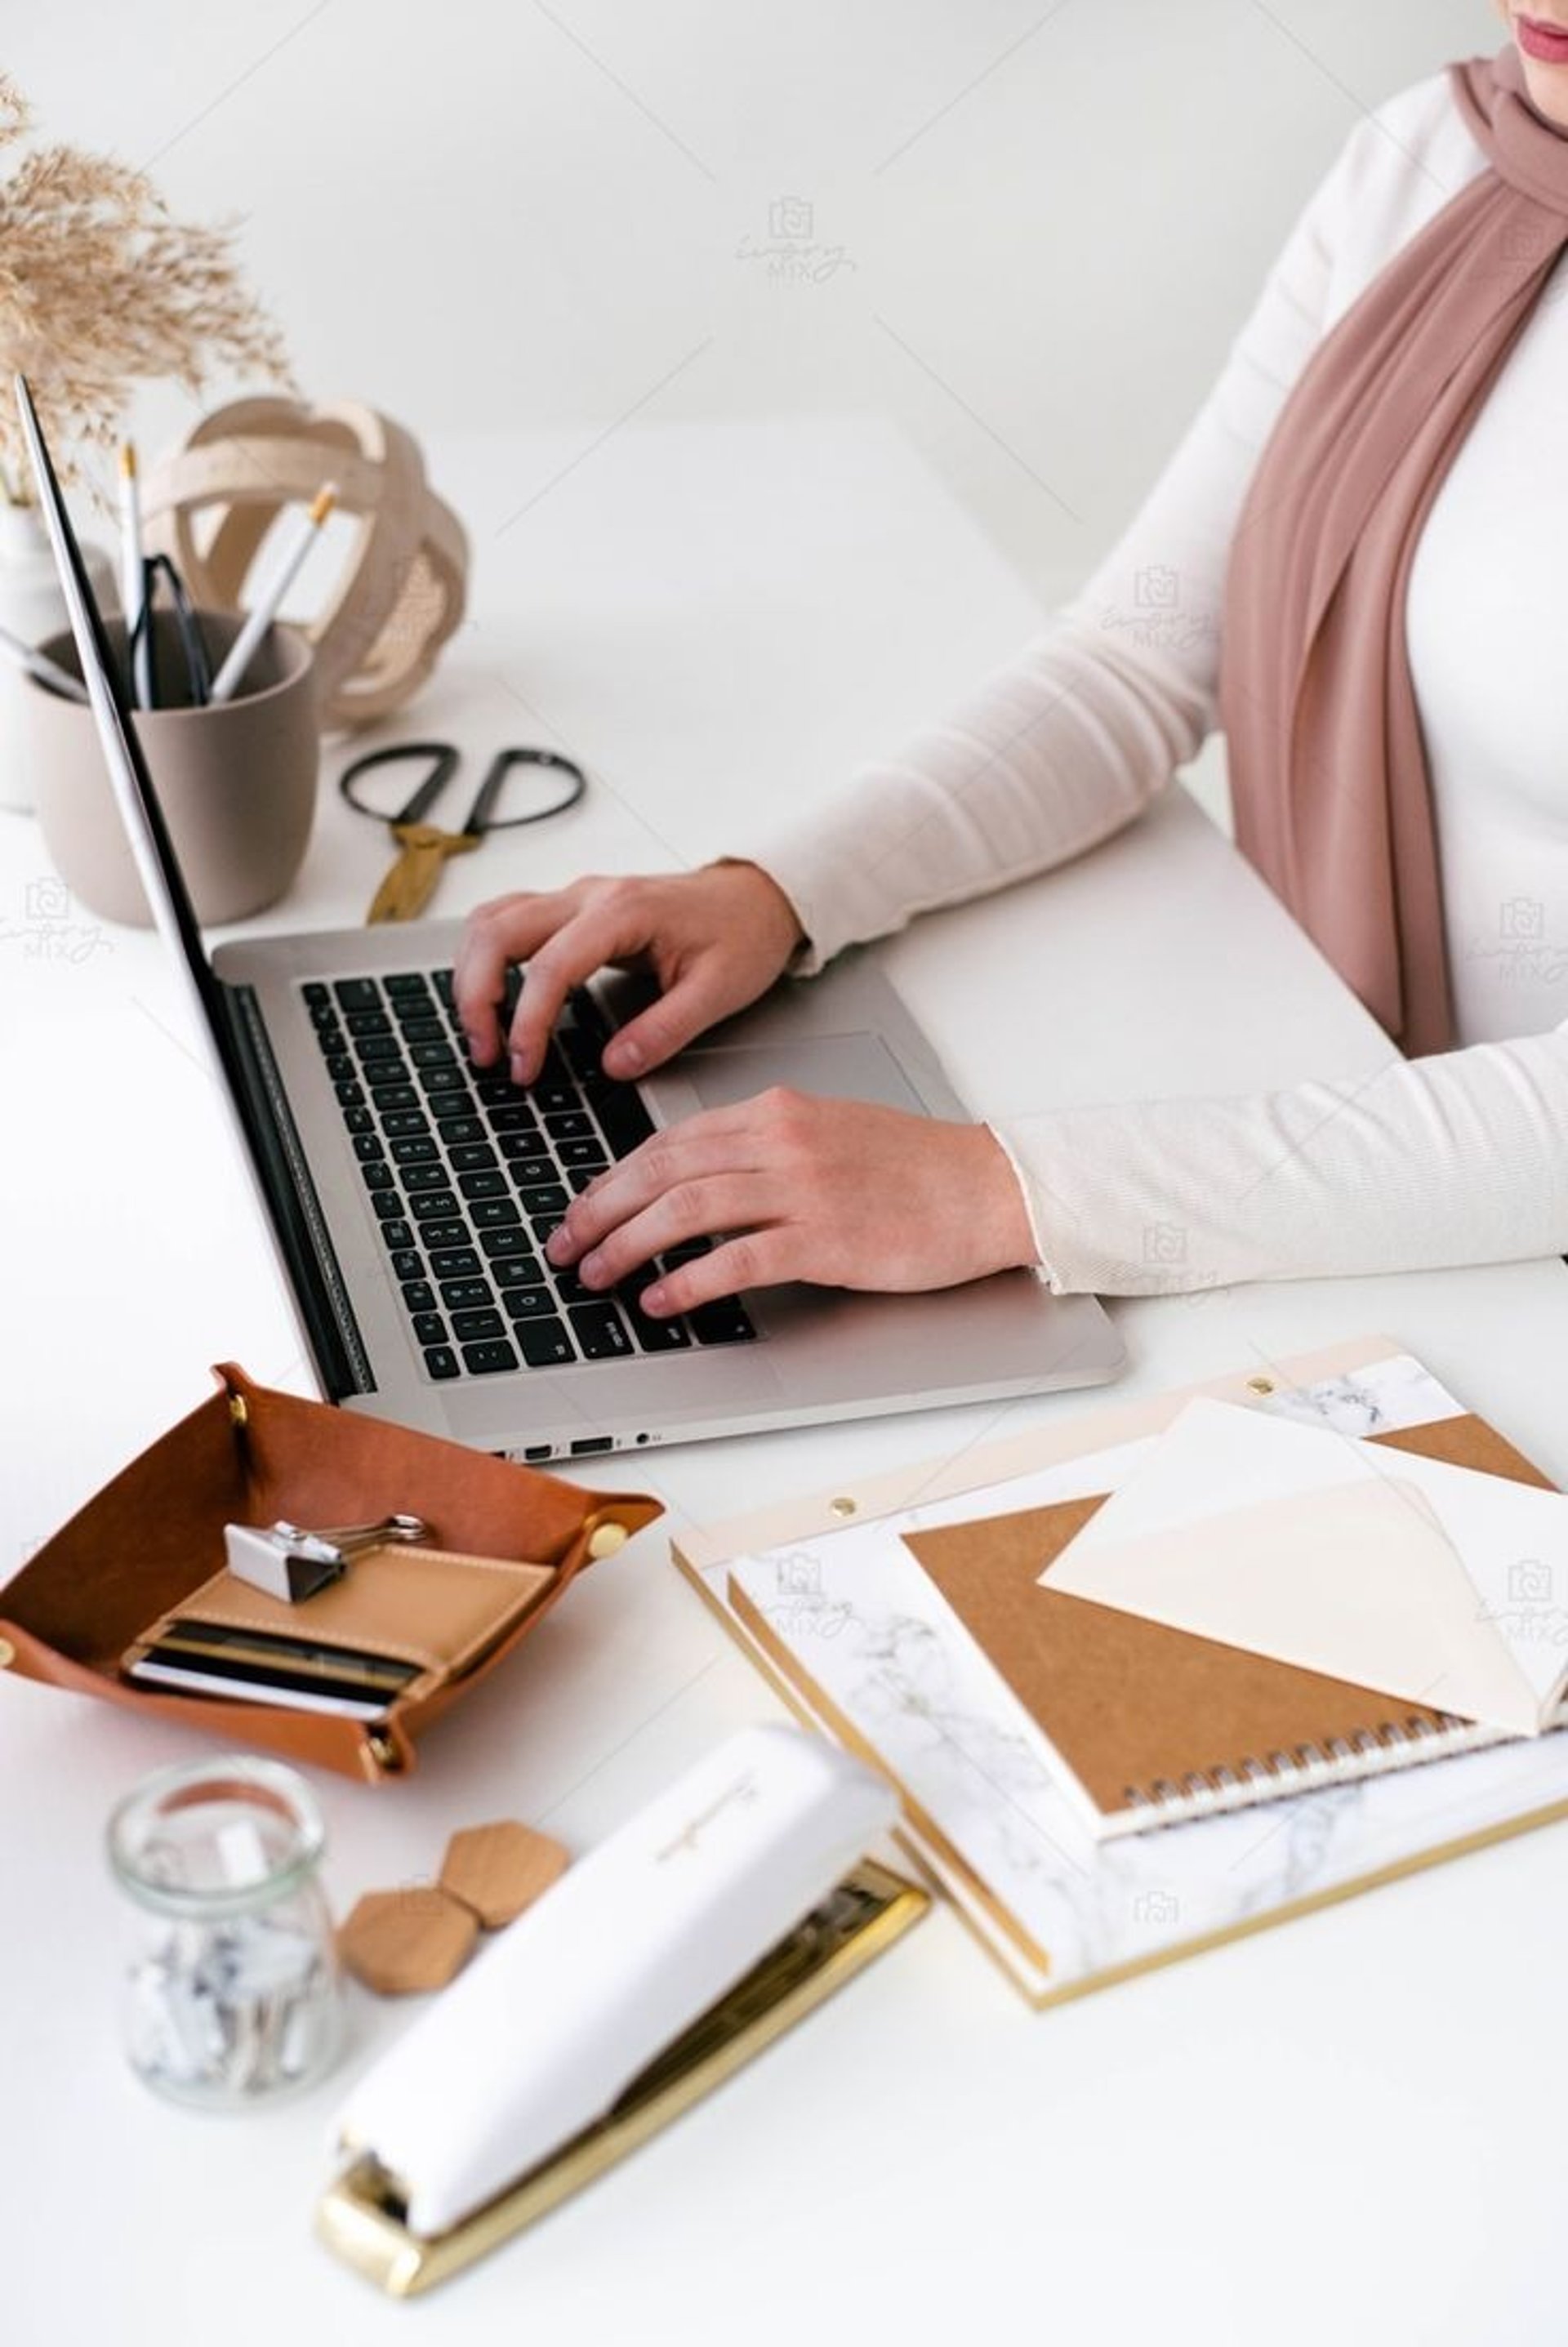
top-left (544, 1089), bottom-right (1039, 1313)
top-left (453, 862), bottom-right (804, 1084)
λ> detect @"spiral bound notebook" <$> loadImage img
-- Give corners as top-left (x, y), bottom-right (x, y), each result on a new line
top-left (902, 1418), bottom-right (1566, 1841)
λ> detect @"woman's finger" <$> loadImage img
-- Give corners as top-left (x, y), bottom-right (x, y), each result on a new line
top-left (453, 891), bottom-right (572, 1063)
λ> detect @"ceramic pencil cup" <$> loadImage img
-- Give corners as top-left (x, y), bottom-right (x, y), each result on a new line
top-left (24, 611), bottom-right (318, 927)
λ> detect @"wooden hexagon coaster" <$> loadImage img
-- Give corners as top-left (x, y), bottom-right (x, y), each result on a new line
top-left (439, 1820), bottom-right (569, 1929)
top-left (338, 1886), bottom-right (479, 1996)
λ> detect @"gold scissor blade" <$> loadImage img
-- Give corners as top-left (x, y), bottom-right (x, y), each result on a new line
top-left (364, 825), bottom-right (479, 924)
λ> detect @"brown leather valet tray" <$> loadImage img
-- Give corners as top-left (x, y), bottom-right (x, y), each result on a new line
top-left (0, 1363), bottom-right (662, 1782)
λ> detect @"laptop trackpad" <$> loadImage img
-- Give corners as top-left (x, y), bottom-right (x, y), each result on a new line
top-left (650, 1033), bottom-right (929, 1122)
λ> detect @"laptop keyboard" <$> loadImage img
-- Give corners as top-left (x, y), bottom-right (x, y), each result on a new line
top-left (301, 968), bottom-right (756, 1381)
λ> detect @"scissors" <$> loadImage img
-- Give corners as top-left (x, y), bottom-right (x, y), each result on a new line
top-left (338, 741), bottom-right (588, 924)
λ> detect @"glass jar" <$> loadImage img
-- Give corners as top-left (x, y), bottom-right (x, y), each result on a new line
top-left (106, 1755), bottom-right (341, 2109)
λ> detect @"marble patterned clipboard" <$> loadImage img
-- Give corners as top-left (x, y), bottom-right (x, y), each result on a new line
top-left (671, 1338), bottom-right (1568, 2006)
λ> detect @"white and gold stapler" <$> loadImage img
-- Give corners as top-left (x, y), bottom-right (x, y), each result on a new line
top-left (317, 1725), bottom-right (926, 2295)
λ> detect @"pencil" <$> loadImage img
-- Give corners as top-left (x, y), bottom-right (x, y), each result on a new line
top-left (0, 620), bottom-right (90, 704)
top-left (118, 441), bottom-right (152, 708)
top-left (207, 483), bottom-right (337, 706)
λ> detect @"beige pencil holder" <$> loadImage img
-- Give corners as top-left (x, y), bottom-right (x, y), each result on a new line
top-left (24, 612), bottom-right (318, 928)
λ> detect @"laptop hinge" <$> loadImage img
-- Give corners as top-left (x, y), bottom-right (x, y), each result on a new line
top-left (220, 982), bottom-right (374, 1401)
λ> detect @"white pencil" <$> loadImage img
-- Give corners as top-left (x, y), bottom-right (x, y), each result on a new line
top-left (118, 442), bottom-right (151, 707)
top-left (208, 483), bottom-right (337, 706)
top-left (0, 621), bottom-right (89, 703)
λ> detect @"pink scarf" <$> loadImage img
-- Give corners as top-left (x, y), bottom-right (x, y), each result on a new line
top-left (1218, 46), bottom-right (1568, 1056)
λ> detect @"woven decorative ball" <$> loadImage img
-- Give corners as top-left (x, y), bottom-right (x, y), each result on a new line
top-left (140, 397), bottom-right (469, 729)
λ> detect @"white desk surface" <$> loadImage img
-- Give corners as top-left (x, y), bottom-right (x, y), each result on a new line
top-left (4, 418), bottom-right (1566, 2347)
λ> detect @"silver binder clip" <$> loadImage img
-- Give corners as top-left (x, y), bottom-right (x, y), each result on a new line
top-left (223, 1513), bottom-right (431, 1604)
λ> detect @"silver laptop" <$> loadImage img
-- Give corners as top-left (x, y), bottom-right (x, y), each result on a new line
top-left (20, 378), bottom-right (1123, 1462)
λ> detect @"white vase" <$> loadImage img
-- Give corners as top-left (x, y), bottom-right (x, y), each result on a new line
top-left (0, 498), bottom-right (118, 816)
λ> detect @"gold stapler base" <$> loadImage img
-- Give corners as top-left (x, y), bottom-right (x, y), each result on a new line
top-left (315, 1856), bottom-right (928, 2296)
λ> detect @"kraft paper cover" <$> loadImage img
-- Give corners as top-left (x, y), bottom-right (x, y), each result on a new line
top-left (903, 1414), bottom-right (1553, 1819)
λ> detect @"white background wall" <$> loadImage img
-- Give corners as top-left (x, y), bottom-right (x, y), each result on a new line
top-left (9, 0), bottom-right (1496, 600)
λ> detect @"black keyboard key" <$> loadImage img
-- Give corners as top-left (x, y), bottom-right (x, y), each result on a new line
top-left (403, 1162), bottom-right (451, 1192)
top-left (389, 1248), bottom-right (423, 1282)
top-left (333, 977), bottom-right (381, 1011)
top-left (458, 1169), bottom-right (507, 1200)
top-left (423, 1344), bottom-right (459, 1380)
top-left (411, 1040), bottom-right (457, 1069)
top-left (430, 1245), bottom-right (483, 1278)
top-left (303, 981), bottom-right (330, 1009)
top-left (391, 1135), bottom-right (439, 1166)
top-left (412, 1311), bottom-right (447, 1346)
top-left (439, 1278), bottom-right (494, 1311)
top-left (385, 972), bottom-right (430, 998)
top-left (544, 1110), bottom-right (593, 1140)
top-left (410, 1191), bottom-right (461, 1222)
top-left (430, 1093), bottom-right (480, 1126)
top-left (370, 1081), bottom-right (419, 1111)
top-left (567, 1167), bottom-right (600, 1193)
top-left (568, 1301), bottom-right (634, 1360)
top-left (419, 1217), bottom-right (470, 1250)
top-left (495, 1128), bottom-right (545, 1159)
top-left (688, 1298), bottom-right (757, 1346)
top-left (345, 1107), bottom-right (374, 1137)
top-left (471, 1197), bottom-right (521, 1230)
top-left (475, 1075), bottom-right (520, 1107)
top-left (326, 1052), bottom-right (355, 1084)
top-left (514, 1319), bottom-right (573, 1368)
top-left (505, 1156), bottom-right (555, 1187)
top-left (621, 1297), bottom-right (691, 1352)
top-left (400, 1280), bottom-right (437, 1314)
top-left (432, 969), bottom-right (455, 1004)
top-left (312, 1014), bottom-right (344, 1047)
top-left (452, 1306), bottom-right (506, 1341)
top-left (531, 1213), bottom-right (566, 1245)
top-left (355, 1033), bottom-right (403, 1062)
top-left (421, 1066), bottom-right (469, 1095)
top-left (556, 1138), bottom-right (608, 1169)
top-left (662, 1238), bottom-right (715, 1267)
top-left (462, 1338), bottom-right (520, 1376)
top-left (487, 1103), bottom-right (536, 1133)
top-left (448, 1142), bottom-right (497, 1174)
top-left (345, 1008), bottom-right (390, 1038)
top-left (353, 1133), bottom-right (385, 1162)
top-left (370, 1191), bottom-right (407, 1221)
top-left (380, 1219), bottom-right (415, 1253)
top-left (592, 1082), bottom-right (655, 1159)
top-left (382, 1108), bottom-right (430, 1137)
top-left (515, 1182), bottom-right (568, 1215)
top-left (394, 1016), bottom-right (446, 1044)
top-left (498, 1283), bottom-right (555, 1321)
top-left (362, 1160), bottom-right (395, 1191)
top-left (479, 1226), bottom-right (536, 1263)
top-left (548, 1264), bottom-right (592, 1305)
top-left (530, 1080), bottom-right (580, 1115)
top-left (334, 1080), bottom-right (366, 1110)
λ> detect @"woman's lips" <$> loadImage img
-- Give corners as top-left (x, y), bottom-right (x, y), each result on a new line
top-left (1518, 14), bottom-right (1568, 64)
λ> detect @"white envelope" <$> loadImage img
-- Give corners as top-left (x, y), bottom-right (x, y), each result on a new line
top-left (1040, 1399), bottom-right (1568, 1737)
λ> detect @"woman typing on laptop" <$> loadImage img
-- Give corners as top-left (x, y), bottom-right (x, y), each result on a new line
top-left (456, 14), bottom-right (1568, 1320)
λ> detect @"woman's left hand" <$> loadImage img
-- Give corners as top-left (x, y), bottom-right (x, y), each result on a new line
top-left (544, 1087), bottom-right (1038, 1314)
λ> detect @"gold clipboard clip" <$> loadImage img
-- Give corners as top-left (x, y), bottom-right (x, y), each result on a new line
top-left (315, 1857), bottom-right (926, 2296)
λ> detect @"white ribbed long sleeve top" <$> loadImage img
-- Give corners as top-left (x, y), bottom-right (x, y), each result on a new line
top-left (731, 71), bottom-right (1568, 1297)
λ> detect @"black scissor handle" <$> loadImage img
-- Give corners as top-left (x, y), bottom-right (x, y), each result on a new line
top-left (462, 747), bottom-right (587, 835)
top-left (338, 741), bottom-right (461, 826)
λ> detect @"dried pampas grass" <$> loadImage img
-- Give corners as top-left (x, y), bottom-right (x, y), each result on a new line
top-left (0, 73), bottom-right (290, 500)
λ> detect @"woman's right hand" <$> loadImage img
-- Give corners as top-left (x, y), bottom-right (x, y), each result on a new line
top-left (452, 861), bottom-right (806, 1084)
